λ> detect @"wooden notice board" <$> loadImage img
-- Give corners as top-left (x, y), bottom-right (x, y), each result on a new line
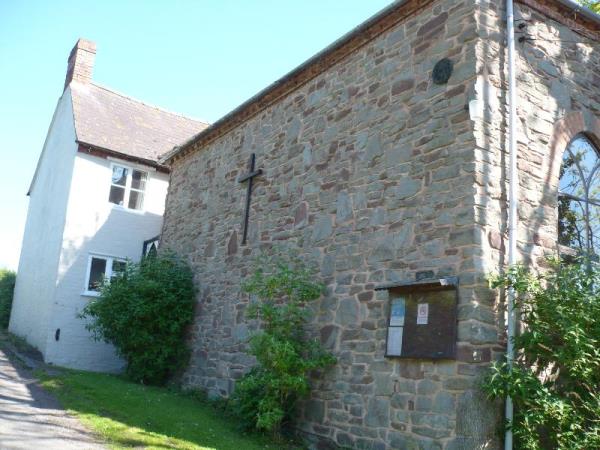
top-left (377, 277), bottom-right (458, 360)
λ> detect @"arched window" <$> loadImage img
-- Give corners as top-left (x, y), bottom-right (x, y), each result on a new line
top-left (558, 135), bottom-right (600, 257)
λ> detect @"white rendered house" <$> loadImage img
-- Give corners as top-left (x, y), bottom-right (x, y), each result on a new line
top-left (9, 39), bottom-right (207, 372)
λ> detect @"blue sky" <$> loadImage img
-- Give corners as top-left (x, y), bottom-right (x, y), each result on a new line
top-left (0, 0), bottom-right (391, 270)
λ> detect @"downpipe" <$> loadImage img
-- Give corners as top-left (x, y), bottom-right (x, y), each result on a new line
top-left (505, 0), bottom-right (518, 449)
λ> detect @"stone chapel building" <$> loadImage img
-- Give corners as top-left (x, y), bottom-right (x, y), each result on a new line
top-left (161, 0), bottom-right (600, 448)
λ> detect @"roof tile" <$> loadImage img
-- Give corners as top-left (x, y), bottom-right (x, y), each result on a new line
top-left (70, 82), bottom-right (208, 162)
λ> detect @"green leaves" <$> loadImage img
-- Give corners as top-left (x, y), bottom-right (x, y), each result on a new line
top-left (579, 0), bottom-right (600, 13)
top-left (80, 253), bottom-right (195, 385)
top-left (0, 269), bottom-right (16, 329)
top-left (232, 250), bottom-right (335, 433)
top-left (483, 259), bottom-right (600, 449)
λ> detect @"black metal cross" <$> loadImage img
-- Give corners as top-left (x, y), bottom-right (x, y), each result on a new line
top-left (238, 153), bottom-right (262, 245)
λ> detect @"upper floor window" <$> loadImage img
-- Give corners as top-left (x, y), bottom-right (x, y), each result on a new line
top-left (558, 135), bottom-right (600, 258)
top-left (109, 164), bottom-right (147, 210)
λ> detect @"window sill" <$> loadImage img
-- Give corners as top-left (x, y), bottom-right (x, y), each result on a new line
top-left (108, 203), bottom-right (146, 215)
top-left (81, 291), bottom-right (101, 298)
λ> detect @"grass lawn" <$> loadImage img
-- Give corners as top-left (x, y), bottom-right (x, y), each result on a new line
top-left (38, 369), bottom-right (300, 450)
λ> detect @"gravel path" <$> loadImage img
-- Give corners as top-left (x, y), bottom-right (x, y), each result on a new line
top-left (0, 348), bottom-right (106, 449)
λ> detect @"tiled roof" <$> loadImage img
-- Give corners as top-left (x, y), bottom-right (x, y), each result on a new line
top-left (70, 81), bottom-right (208, 163)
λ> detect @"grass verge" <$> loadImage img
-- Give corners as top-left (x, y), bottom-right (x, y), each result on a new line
top-left (38, 369), bottom-right (300, 450)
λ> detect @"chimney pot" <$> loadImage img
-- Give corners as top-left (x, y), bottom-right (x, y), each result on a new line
top-left (64, 38), bottom-right (96, 91)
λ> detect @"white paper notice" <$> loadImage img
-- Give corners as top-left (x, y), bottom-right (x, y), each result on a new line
top-left (387, 327), bottom-right (403, 356)
top-left (416, 303), bottom-right (429, 325)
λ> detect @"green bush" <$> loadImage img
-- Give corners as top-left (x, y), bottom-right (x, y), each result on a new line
top-left (232, 251), bottom-right (336, 433)
top-left (0, 269), bottom-right (16, 329)
top-left (484, 259), bottom-right (600, 449)
top-left (81, 253), bottom-right (195, 385)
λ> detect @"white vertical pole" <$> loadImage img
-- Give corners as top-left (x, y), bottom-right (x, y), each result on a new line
top-left (505, 0), bottom-right (518, 449)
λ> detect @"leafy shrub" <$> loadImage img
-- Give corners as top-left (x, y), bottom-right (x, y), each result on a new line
top-left (232, 251), bottom-right (336, 433)
top-left (81, 253), bottom-right (195, 385)
top-left (0, 269), bottom-right (16, 329)
top-left (484, 259), bottom-right (600, 449)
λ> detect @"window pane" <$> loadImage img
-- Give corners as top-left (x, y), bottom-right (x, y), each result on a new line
top-left (109, 185), bottom-right (125, 205)
top-left (111, 166), bottom-right (128, 186)
top-left (558, 196), bottom-right (586, 251)
top-left (146, 242), bottom-right (158, 257)
top-left (128, 190), bottom-right (144, 210)
top-left (569, 137), bottom-right (599, 182)
top-left (88, 257), bottom-right (107, 291)
top-left (559, 150), bottom-right (585, 198)
top-left (111, 260), bottom-right (126, 279)
top-left (131, 170), bottom-right (147, 191)
top-left (589, 205), bottom-right (600, 258)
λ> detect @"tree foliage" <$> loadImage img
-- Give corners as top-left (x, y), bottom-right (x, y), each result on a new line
top-left (579, 0), bottom-right (600, 13)
top-left (557, 153), bottom-right (584, 250)
top-left (484, 260), bottom-right (600, 449)
top-left (232, 251), bottom-right (336, 433)
top-left (0, 269), bottom-right (16, 329)
top-left (81, 253), bottom-right (195, 385)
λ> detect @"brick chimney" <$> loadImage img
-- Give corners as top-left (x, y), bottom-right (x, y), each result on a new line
top-left (63, 39), bottom-right (96, 91)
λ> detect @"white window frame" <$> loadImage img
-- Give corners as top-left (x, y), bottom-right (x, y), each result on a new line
top-left (108, 162), bottom-right (149, 211)
top-left (83, 253), bottom-right (126, 297)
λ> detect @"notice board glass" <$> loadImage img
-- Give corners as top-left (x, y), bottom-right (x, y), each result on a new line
top-left (379, 277), bottom-right (458, 360)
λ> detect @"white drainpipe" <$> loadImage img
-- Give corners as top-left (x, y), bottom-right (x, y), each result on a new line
top-left (505, 0), bottom-right (518, 449)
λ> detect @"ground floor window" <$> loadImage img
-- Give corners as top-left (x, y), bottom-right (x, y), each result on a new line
top-left (84, 254), bottom-right (126, 295)
top-left (142, 235), bottom-right (160, 258)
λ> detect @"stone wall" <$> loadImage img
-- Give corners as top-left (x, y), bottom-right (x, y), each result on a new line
top-left (473, 0), bottom-right (600, 280)
top-left (160, 0), bottom-right (517, 448)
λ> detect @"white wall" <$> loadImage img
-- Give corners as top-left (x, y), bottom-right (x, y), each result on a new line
top-left (9, 90), bottom-right (77, 352)
top-left (44, 152), bottom-right (169, 372)
top-left (11, 85), bottom-right (170, 373)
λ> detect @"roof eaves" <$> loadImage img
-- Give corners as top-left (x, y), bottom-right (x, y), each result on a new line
top-left (519, 0), bottom-right (600, 40)
top-left (162, 0), bottom-right (600, 165)
top-left (162, 0), bottom-right (428, 164)
top-left (77, 141), bottom-right (171, 172)
top-left (555, 0), bottom-right (600, 25)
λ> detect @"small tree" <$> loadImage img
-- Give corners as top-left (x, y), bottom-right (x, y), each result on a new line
top-left (484, 259), bottom-right (600, 449)
top-left (81, 253), bottom-right (195, 385)
top-left (232, 251), bottom-right (336, 433)
top-left (0, 269), bottom-right (16, 329)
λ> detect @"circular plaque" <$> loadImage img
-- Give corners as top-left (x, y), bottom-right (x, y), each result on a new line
top-left (432, 58), bottom-right (453, 85)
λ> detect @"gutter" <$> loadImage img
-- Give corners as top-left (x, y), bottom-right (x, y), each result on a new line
top-left (554, 0), bottom-right (600, 24)
top-left (77, 141), bottom-right (170, 173)
top-left (503, 2), bottom-right (599, 447)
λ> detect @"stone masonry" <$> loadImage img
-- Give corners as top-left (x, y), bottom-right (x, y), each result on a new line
top-left (474, 0), bottom-right (600, 278)
top-left (161, 0), bottom-right (600, 448)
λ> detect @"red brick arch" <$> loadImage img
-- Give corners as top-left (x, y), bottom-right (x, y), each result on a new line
top-left (548, 111), bottom-right (600, 184)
